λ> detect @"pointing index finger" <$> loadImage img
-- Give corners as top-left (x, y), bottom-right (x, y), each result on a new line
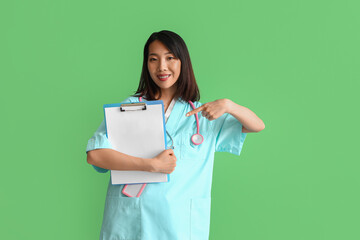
top-left (186, 105), bottom-right (205, 117)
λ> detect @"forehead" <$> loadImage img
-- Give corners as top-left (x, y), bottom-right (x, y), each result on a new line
top-left (148, 40), bottom-right (173, 56)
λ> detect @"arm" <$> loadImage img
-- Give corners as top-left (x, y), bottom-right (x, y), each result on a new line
top-left (87, 148), bottom-right (177, 174)
top-left (87, 148), bottom-right (152, 171)
top-left (226, 99), bottom-right (265, 133)
top-left (186, 99), bottom-right (265, 133)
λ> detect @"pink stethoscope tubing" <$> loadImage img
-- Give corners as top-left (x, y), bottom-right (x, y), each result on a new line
top-left (139, 96), bottom-right (204, 145)
top-left (123, 96), bottom-right (203, 197)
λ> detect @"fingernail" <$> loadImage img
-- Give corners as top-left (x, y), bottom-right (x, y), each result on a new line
top-left (186, 114), bottom-right (189, 117)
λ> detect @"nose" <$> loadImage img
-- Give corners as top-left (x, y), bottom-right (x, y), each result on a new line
top-left (158, 58), bottom-right (167, 71)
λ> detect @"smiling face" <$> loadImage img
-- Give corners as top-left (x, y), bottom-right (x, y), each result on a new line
top-left (147, 40), bottom-right (181, 96)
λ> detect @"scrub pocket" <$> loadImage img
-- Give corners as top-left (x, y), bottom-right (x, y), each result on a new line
top-left (190, 197), bottom-right (211, 240)
top-left (100, 196), bottom-right (141, 240)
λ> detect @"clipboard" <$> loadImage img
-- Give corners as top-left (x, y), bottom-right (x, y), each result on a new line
top-left (103, 100), bottom-right (169, 186)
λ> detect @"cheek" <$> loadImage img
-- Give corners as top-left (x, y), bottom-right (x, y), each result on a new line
top-left (173, 63), bottom-right (181, 75)
top-left (148, 65), bottom-right (156, 76)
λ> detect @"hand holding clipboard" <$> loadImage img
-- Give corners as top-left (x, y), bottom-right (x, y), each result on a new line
top-left (103, 100), bottom-right (170, 197)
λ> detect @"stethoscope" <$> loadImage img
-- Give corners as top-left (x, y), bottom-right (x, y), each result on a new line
top-left (139, 97), bottom-right (204, 148)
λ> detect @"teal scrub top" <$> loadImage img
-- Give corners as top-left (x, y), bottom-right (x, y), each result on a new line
top-left (86, 95), bottom-right (247, 240)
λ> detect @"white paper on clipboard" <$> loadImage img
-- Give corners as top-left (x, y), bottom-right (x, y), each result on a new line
top-left (103, 100), bottom-right (169, 185)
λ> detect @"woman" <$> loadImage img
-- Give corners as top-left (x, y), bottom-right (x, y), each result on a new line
top-left (86, 30), bottom-right (265, 240)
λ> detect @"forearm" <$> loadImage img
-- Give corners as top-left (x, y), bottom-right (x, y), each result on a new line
top-left (87, 148), bottom-right (153, 172)
top-left (226, 99), bottom-right (265, 132)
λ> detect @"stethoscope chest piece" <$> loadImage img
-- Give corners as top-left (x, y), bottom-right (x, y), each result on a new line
top-left (139, 96), bottom-right (205, 146)
top-left (191, 133), bottom-right (204, 145)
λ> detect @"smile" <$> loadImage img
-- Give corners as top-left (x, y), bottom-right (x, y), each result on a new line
top-left (157, 74), bottom-right (171, 81)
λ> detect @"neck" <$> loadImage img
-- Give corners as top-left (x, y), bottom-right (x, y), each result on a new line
top-left (156, 86), bottom-right (177, 103)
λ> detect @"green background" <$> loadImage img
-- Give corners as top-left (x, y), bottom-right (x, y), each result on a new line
top-left (1, 0), bottom-right (359, 239)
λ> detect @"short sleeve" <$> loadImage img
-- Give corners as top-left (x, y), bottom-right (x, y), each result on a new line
top-left (86, 119), bottom-right (113, 173)
top-left (85, 96), bottom-right (134, 173)
top-left (213, 113), bottom-right (247, 156)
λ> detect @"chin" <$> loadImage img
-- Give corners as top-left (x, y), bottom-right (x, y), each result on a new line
top-left (156, 82), bottom-right (175, 88)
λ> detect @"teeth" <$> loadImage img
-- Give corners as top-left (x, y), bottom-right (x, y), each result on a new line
top-left (159, 75), bottom-right (170, 78)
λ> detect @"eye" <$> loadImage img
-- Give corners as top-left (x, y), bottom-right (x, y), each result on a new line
top-left (149, 58), bottom-right (156, 61)
top-left (168, 56), bottom-right (175, 60)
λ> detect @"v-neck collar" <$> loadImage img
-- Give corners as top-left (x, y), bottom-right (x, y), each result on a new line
top-left (164, 97), bottom-right (176, 122)
top-left (165, 97), bottom-right (183, 136)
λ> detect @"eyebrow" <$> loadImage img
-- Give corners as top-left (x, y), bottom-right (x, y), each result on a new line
top-left (149, 52), bottom-right (173, 56)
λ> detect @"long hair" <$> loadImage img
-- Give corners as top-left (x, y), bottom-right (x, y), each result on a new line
top-left (133, 30), bottom-right (200, 103)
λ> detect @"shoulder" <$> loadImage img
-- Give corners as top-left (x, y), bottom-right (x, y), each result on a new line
top-left (192, 100), bottom-right (203, 108)
top-left (178, 98), bottom-right (203, 109)
top-left (121, 95), bottom-right (141, 103)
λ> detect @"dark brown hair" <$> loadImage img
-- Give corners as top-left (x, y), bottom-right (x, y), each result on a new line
top-left (133, 30), bottom-right (200, 103)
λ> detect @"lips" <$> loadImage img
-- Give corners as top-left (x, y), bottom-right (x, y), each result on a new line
top-left (157, 74), bottom-right (171, 81)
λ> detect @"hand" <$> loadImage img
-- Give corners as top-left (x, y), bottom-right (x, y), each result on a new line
top-left (150, 149), bottom-right (177, 174)
top-left (186, 99), bottom-right (232, 121)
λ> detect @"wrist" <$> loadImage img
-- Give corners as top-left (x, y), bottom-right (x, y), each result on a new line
top-left (225, 99), bottom-right (235, 114)
top-left (141, 157), bottom-right (155, 172)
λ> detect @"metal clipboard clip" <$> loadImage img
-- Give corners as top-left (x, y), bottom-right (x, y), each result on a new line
top-left (120, 102), bottom-right (147, 112)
